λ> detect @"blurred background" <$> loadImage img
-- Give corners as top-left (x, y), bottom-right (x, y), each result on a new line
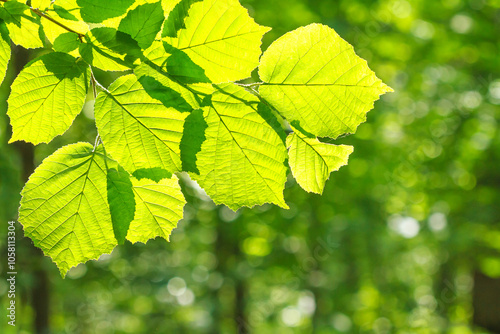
top-left (1, 0), bottom-right (500, 333)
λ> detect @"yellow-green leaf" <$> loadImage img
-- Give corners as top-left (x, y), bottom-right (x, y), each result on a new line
top-left (0, 20), bottom-right (10, 85)
top-left (94, 74), bottom-right (187, 174)
top-left (259, 23), bottom-right (393, 139)
top-left (126, 175), bottom-right (186, 243)
top-left (0, 1), bottom-right (43, 49)
top-left (164, 0), bottom-right (270, 83)
top-left (192, 83), bottom-right (288, 210)
top-left (286, 132), bottom-right (353, 194)
top-left (8, 52), bottom-right (89, 145)
top-left (19, 143), bottom-right (117, 277)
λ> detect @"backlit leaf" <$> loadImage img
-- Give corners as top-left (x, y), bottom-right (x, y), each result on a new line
top-left (259, 23), bottom-right (392, 139)
top-left (192, 83), bottom-right (288, 210)
top-left (32, 0), bottom-right (52, 10)
top-left (106, 160), bottom-right (135, 245)
top-left (164, 0), bottom-right (270, 83)
top-left (135, 40), bottom-right (213, 110)
top-left (118, 1), bottom-right (164, 49)
top-left (0, 20), bottom-right (10, 85)
top-left (0, 1), bottom-right (43, 49)
top-left (42, 0), bottom-right (88, 54)
top-left (79, 28), bottom-right (134, 72)
top-left (8, 52), bottom-right (89, 145)
top-left (126, 175), bottom-right (186, 244)
top-left (19, 143), bottom-right (117, 276)
top-left (162, 0), bottom-right (201, 38)
top-left (94, 74), bottom-right (187, 174)
top-left (286, 132), bottom-right (353, 194)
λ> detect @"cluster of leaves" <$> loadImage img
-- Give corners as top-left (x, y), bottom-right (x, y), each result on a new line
top-left (1, 0), bottom-right (391, 275)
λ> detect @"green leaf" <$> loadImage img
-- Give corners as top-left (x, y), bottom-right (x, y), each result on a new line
top-left (19, 143), bottom-right (117, 277)
top-left (53, 32), bottom-right (80, 53)
top-left (192, 83), bottom-right (288, 210)
top-left (162, 42), bottom-right (210, 84)
top-left (163, 0), bottom-right (270, 83)
top-left (53, 4), bottom-right (79, 21)
top-left (80, 28), bottom-right (135, 72)
top-left (94, 74), bottom-right (187, 174)
top-left (77, 0), bottom-right (134, 23)
top-left (135, 40), bottom-right (213, 109)
top-left (162, 0), bottom-right (201, 38)
top-left (89, 27), bottom-right (141, 57)
top-left (259, 23), bottom-right (393, 139)
top-left (0, 20), bottom-right (11, 85)
top-left (0, 1), bottom-right (43, 49)
top-left (8, 52), bottom-right (89, 145)
top-left (118, 1), bottom-right (164, 49)
top-left (286, 132), bottom-right (353, 194)
top-left (126, 175), bottom-right (186, 244)
top-left (106, 162), bottom-right (135, 245)
top-left (42, 0), bottom-right (89, 52)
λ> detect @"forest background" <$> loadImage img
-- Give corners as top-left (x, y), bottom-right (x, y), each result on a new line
top-left (1, 0), bottom-right (500, 333)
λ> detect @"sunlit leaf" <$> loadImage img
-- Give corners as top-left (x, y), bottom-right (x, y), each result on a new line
top-left (135, 40), bottom-right (213, 110)
top-left (259, 23), bottom-right (392, 139)
top-left (94, 74), bottom-right (187, 174)
top-left (42, 0), bottom-right (88, 54)
top-left (31, 0), bottom-right (52, 10)
top-left (164, 0), bottom-right (270, 83)
top-left (8, 52), bottom-right (89, 145)
top-left (118, 1), bottom-right (164, 49)
top-left (0, 1), bottom-right (43, 49)
top-left (162, 0), bottom-right (201, 38)
top-left (79, 28), bottom-right (134, 72)
top-left (287, 131), bottom-right (353, 194)
top-left (0, 20), bottom-right (10, 85)
top-left (126, 175), bottom-right (186, 244)
top-left (19, 143), bottom-right (117, 277)
top-left (192, 83), bottom-right (288, 210)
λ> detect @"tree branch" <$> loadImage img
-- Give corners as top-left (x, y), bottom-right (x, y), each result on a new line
top-left (0, 0), bottom-right (85, 41)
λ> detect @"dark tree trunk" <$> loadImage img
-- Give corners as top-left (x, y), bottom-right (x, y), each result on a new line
top-left (472, 271), bottom-right (500, 333)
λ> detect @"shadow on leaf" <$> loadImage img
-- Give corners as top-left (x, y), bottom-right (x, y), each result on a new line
top-left (132, 168), bottom-right (173, 182)
top-left (107, 165), bottom-right (135, 245)
top-left (138, 75), bottom-right (193, 112)
top-left (180, 109), bottom-right (208, 174)
top-left (163, 42), bottom-right (211, 84)
top-left (162, 0), bottom-right (202, 38)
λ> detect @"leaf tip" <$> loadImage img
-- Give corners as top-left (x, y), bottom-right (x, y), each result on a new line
top-left (383, 83), bottom-right (395, 93)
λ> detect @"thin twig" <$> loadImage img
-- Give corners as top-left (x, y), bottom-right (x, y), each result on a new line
top-left (31, 8), bottom-right (85, 41)
top-left (0, 0), bottom-right (85, 41)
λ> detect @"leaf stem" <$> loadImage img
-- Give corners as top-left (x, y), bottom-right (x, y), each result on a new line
top-left (93, 134), bottom-right (101, 151)
top-left (90, 67), bottom-right (98, 99)
top-left (90, 67), bottom-right (104, 151)
top-left (235, 82), bottom-right (263, 88)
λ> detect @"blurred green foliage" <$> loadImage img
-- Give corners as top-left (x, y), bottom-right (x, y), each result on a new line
top-left (1, 0), bottom-right (499, 333)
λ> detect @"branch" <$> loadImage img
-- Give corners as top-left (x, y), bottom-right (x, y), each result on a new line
top-left (31, 8), bottom-right (85, 41)
top-left (0, 0), bottom-right (85, 41)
